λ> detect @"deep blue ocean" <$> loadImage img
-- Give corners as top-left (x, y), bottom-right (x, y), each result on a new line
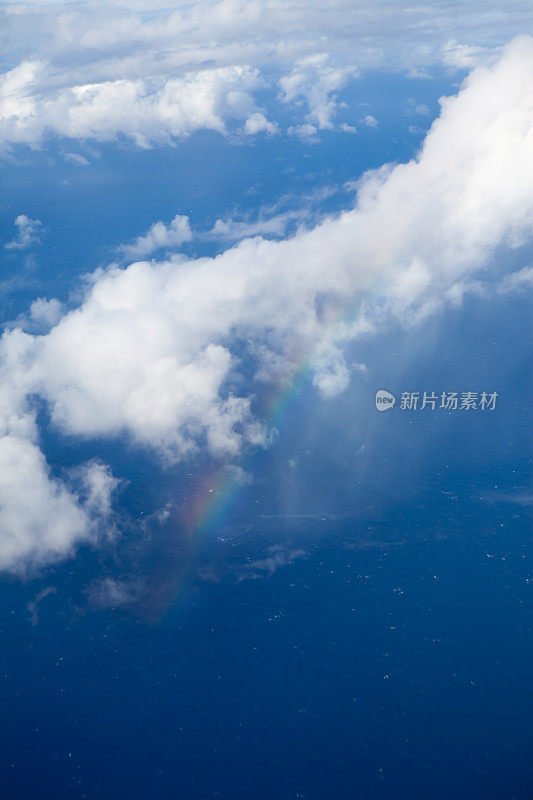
top-left (1, 289), bottom-right (530, 799)
top-left (1, 496), bottom-right (531, 799)
top-left (1, 68), bottom-right (532, 799)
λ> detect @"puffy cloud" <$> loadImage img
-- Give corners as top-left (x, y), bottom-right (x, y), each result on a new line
top-left (1, 37), bottom-right (533, 572)
top-left (340, 122), bottom-right (357, 134)
top-left (287, 123), bottom-right (319, 142)
top-left (0, 62), bottom-right (263, 151)
top-left (4, 214), bottom-right (42, 250)
top-left (0, 322), bottom-right (118, 574)
top-left (30, 297), bottom-right (63, 329)
top-left (119, 214), bottom-right (193, 259)
top-left (244, 112), bottom-right (278, 136)
top-left (362, 114), bottom-right (378, 128)
top-left (29, 264), bottom-right (267, 455)
top-left (311, 342), bottom-right (351, 398)
top-left (279, 54), bottom-right (358, 130)
top-left (1, 1), bottom-right (531, 153)
top-left (0, 436), bottom-right (117, 574)
top-left (406, 98), bottom-right (430, 116)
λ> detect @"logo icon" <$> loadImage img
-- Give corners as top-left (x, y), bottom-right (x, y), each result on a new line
top-left (375, 389), bottom-right (396, 411)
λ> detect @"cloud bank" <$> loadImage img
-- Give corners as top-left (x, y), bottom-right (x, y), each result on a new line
top-left (1, 37), bottom-right (533, 572)
top-left (1, 1), bottom-right (532, 152)
top-left (0, 61), bottom-right (264, 151)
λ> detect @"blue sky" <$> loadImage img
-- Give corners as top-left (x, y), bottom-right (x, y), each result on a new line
top-left (0, 3), bottom-right (532, 798)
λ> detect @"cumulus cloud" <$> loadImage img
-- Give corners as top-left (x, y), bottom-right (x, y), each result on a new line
top-left (4, 215), bottom-right (42, 250)
top-left (1, 37), bottom-right (533, 572)
top-left (0, 61), bottom-right (263, 151)
top-left (287, 123), bottom-right (319, 142)
top-left (406, 98), bottom-right (430, 116)
top-left (119, 214), bottom-right (193, 259)
top-left (0, 1), bottom-right (530, 153)
top-left (311, 342), bottom-right (351, 398)
top-left (0, 434), bottom-right (117, 574)
top-left (244, 112), bottom-right (278, 135)
top-left (362, 114), bottom-right (378, 129)
top-left (340, 123), bottom-right (357, 134)
top-left (279, 54), bottom-right (358, 130)
top-left (30, 297), bottom-right (63, 329)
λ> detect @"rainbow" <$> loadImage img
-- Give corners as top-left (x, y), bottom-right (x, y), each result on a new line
top-left (184, 292), bottom-right (370, 537)
top-left (144, 289), bottom-right (376, 618)
top-left (187, 354), bottom-right (315, 536)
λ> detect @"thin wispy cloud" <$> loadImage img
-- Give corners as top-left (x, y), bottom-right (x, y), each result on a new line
top-left (4, 214), bottom-right (42, 250)
top-left (119, 214), bottom-right (193, 260)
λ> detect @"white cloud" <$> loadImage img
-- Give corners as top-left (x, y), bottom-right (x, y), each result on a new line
top-left (27, 585), bottom-right (57, 626)
top-left (2, 2), bottom-right (527, 87)
top-left (1, 1), bottom-right (530, 153)
top-left (443, 40), bottom-right (502, 70)
top-left (30, 297), bottom-right (63, 329)
top-left (0, 434), bottom-right (117, 574)
top-left (88, 577), bottom-right (135, 609)
top-left (206, 186), bottom-right (338, 241)
top-left (446, 265), bottom-right (533, 306)
top-left (312, 358), bottom-right (351, 398)
top-left (279, 54), bottom-right (358, 130)
top-left (198, 542), bottom-right (306, 584)
top-left (236, 545), bottom-right (306, 581)
top-left (5, 214), bottom-right (42, 250)
top-left (1, 37), bottom-right (533, 572)
top-left (64, 152), bottom-right (90, 165)
top-left (287, 123), bottom-right (319, 142)
top-left (0, 62), bottom-right (263, 152)
top-left (244, 112), bottom-right (278, 135)
top-left (406, 99), bottom-right (430, 116)
top-left (497, 265), bottom-right (533, 292)
top-left (119, 214), bottom-right (192, 259)
top-left (209, 212), bottom-right (301, 240)
top-left (362, 114), bottom-right (378, 128)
